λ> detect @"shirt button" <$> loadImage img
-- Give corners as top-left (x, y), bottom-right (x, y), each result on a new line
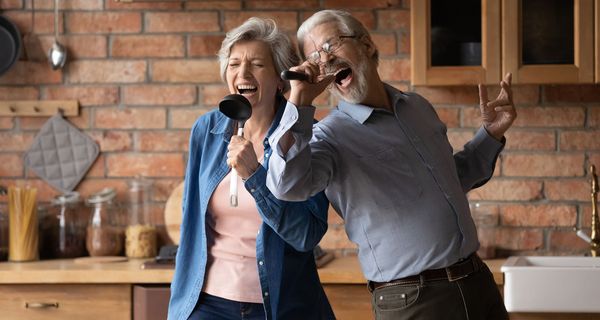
top-left (264, 291), bottom-right (269, 297)
top-left (257, 229), bottom-right (260, 235)
top-left (259, 260), bottom-right (264, 266)
top-left (250, 188), bottom-right (255, 193)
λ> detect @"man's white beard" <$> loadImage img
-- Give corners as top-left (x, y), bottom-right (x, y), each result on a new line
top-left (330, 59), bottom-right (369, 104)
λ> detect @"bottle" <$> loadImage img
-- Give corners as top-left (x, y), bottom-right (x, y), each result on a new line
top-left (85, 188), bottom-right (124, 257)
top-left (125, 179), bottom-right (157, 258)
top-left (40, 192), bottom-right (87, 259)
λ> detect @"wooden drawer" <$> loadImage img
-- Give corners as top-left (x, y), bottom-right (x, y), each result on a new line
top-left (0, 284), bottom-right (131, 320)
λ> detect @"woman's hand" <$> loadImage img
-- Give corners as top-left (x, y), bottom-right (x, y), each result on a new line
top-left (478, 72), bottom-right (517, 141)
top-left (288, 60), bottom-right (335, 107)
top-left (227, 135), bottom-right (260, 179)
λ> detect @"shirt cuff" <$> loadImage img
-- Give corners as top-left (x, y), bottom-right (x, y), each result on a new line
top-left (472, 126), bottom-right (505, 162)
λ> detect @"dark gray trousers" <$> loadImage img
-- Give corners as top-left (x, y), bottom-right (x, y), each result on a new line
top-left (370, 264), bottom-right (508, 320)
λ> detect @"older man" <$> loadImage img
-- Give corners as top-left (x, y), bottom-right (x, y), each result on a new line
top-left (266, 9), bottom-right (515, 320)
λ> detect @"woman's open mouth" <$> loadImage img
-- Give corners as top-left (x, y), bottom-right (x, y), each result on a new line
top-left (237, 84), bottom-right (258, 96)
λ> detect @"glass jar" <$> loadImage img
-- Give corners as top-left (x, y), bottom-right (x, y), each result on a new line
top-left (40, 192), bottom-right (87, 259)
top-left (125, 179), bottom-right (157, 258)
top-left (470, 202), bottom-right (498, 259)
top-left (86, 188), bottom-right (124, 257)
top-left (0, 204), bottom-right (8, 261)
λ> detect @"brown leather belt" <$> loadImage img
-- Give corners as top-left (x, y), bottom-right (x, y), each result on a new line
top-left (369, 253), bottom-right (483, 291)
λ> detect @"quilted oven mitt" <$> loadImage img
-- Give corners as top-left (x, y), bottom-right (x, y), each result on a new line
top-left (24, 113), bottom-right (99, 193)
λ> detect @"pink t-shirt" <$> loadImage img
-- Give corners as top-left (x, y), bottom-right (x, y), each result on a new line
top-left (202, 170), bottom-right (263, 303)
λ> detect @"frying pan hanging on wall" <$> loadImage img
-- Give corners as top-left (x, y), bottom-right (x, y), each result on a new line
top-left (0, 14), bottom-right (21, 77)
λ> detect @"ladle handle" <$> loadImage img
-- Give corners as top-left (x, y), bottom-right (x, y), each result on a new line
top-left (230, 127), bottom-right (244, 207)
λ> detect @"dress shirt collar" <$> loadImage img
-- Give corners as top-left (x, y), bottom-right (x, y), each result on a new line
top-left (337, 84), bottom-right (407, 124)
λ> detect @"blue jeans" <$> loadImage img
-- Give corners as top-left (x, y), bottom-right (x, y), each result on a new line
top-left (188, 293), bottom-right (265, 320)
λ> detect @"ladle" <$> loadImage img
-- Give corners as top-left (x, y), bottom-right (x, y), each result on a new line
top-left (219, 94), bottom-right (252, 207)
top-left (48, 0), bottom-right (67, 70)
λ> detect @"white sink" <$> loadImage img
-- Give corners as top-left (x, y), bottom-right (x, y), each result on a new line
top-left (501, 256), bottom-right (600, 313)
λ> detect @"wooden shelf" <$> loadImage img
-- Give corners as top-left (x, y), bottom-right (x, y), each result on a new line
top-left (0, 100), bottom-right (79, 117)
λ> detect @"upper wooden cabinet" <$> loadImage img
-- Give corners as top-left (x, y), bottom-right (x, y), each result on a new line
top-left (411, 0), bottom-right (596, 85)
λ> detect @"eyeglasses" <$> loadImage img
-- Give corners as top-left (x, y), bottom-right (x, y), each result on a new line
top-left (306, 35), bottom-right (357, 63)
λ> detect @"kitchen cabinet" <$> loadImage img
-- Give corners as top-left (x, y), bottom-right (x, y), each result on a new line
top-left (411, 0), bottom-right (597, 85)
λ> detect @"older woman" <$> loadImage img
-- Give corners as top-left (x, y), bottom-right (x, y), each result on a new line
top-left (167, 18), bottom-right (335, 320)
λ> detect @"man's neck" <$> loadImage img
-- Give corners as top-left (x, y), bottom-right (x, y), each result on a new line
top-left (359, 76), bottom-right (392, 111)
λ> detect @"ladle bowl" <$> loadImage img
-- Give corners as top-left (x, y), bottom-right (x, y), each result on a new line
top-left (48, 40), bottom-right (67, 70)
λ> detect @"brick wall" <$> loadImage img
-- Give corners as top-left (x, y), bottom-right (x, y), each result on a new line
top-left (0, 0), bottom-right (599, 257)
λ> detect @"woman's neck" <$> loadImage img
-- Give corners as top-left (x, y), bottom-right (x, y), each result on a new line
top-left (242, 103), bottom-right (276, 141)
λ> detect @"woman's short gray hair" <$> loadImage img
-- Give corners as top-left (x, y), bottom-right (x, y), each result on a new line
top-left (218, 17), bottom-right (299, 93)
top-left (297, 10), bottom-right (378, 64)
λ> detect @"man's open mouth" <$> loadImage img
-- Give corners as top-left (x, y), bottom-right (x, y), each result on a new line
top-left (334, 68), bottom-right (352, 86)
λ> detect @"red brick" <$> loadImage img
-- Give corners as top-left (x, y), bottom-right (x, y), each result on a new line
top-left (501, 205), bottom-right (576, 227)
top-left (106, 0), bottom-right (182, 10)
top-left (513, 107), bottom-right (585, 128)
top-left (185, 1), bottom-right (241, 10)
top-left (151, 179), bottom-right (183, 202)
top-left (32, 35), bottom-right (107, 59)
top-left (590, 153), bottom-right (600, 170)
top-left (246, 0), bottom-right (318, 9)
top-left (503, 154), bottom-right (584, 177)
top-left (582, 205), bottom-right (593, 228)
top-left (0, 118), bottom-right (14, 129)
top-left (0, 154), bottom-right (23, 177)
top-left (189, 35), bottom-right (225, 58)
top-left (170, 108), bottom-right (210, 129)
top-left (589, 107), bottom-right (600, 128)
top-left (95, 107), bottom-right (166, 129)
top-left (0, 133), bottom-right (35, 151)
top-left (544, 84), bottom-right (600, 103)
top-left (504, 130), bottom-right (556, 151)
top-left (123, 85), bottom-right (196, 106)
top-left (67, 12), bottom-right (142, 34)
top-left (89, 131), bottom-right (133, 152)
top-left (468, 179), bottom-right (543, 201)
top-left (415, 86), bottom-right (479, 105)
top-left (20, 107), bottom-right (90, 130)
top-left (5, 11), bottom-right (58, 34)
top-left (544, 179), bottom-right (588, 201)
top-left (224, 12), bottom-right (297, 33)
top-left (399, 30), bottom-right (409, 54)
top-left (68, 61), bottom-right (147, 84)
top-left (560, 131), bottom-right (600, 151)
top-left (138, 131), bottom-right (190, 152)
top-left (152, 60), bottom-right (220, 83)
top-left (86, 154), bottom-right (105, 178)
top-left (107, 153), bottom-right (185, 177)
top-left (0, 179), bottom-right (60, 202)
top-left (434, 107), bottom-right (459, 128)
top-left (26, 0), bottom-right (103, 10)
top-left (319, 225), bottom-right (357, 250)
top-left (201, 85), bottom-right (231, 106)
top-left (1, 0), bottom-right (23, 9)
top-left (146, 12), bottom-right (219, 33)
top-left (45, 86), bottom-right (118, 106)
top-left (495, 227), bottom-right (543, 251)
top-left (377, 9), bottom-right (410, 30)
top-left (0, 62), bottom-right (62, 85)
top-left (324, 0), bottom-right (397, 9)
top-left (0, 87), bottom-right (38, 100)
top-left (112, 35), bottom-right (185, 58)
top-left (371, 33), bottom-right (397, 56)
top-left (484, 85), bottom-right (540, 105)
top-left (348, 11), bottom-right (376, 30)
top-left (549, 230), bottom-right (590, 252)
top-left (378, 58), bottom-right (410, 82)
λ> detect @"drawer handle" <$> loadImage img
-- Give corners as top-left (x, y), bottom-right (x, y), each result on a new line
top-left (25, 302), bottom-right (59, 309)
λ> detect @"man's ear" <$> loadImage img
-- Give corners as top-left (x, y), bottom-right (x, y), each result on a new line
top-left (359, 35), bottom-right (377, 59)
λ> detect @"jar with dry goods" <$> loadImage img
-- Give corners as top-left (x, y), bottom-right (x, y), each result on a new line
top-left (125, 179), bottom-right (157, 259)
top-left (40, 192), bottom-right (87, 259)
top-left (86, 188), bottom-right (124, 257)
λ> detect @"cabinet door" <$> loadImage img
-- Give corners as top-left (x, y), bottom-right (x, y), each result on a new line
top-left (503, 0), bottom-right (594, 84)
top-left (411, 0), bottom-right (501, 86)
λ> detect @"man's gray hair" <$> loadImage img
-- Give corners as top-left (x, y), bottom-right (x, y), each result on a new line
top-left (297, 10), bottom-right (378, 64)
top-left (218, 17), bottom-right (299, 93)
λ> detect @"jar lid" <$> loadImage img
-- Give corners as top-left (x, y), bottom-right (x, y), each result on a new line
top-left (52, 191), bottom-right (81, 205)
top-left (87, 188), bottom-right (116, 204)
top-left (128, 178), bottom-right (152, 191)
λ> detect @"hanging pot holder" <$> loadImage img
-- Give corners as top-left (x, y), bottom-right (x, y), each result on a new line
top-left (24, 113), bottom-right (99, 192)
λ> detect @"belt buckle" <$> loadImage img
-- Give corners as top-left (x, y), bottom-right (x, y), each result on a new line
top-left (446, 268), bottom-right (468, 282)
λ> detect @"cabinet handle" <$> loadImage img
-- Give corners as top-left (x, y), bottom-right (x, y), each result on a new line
top-left (25, 302), bottom-right (59, 309)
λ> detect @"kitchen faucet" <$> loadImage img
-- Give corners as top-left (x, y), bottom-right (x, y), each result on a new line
top-left (575, 165), bottom-right (599, 257)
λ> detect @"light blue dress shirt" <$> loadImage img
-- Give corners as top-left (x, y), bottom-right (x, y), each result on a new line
top-left (267, 84), bottom-right (504, 282)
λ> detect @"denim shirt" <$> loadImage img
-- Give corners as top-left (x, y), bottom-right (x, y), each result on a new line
top-left (168, 97), bottom-right (335, 320)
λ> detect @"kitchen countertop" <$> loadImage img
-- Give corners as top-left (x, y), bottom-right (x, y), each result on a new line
top-left (0, 256), bottom-right (505, 285)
